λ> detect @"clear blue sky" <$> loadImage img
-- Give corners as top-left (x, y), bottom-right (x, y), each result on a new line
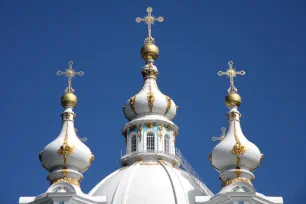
top-left (1, 0), bottom-right (305, 203)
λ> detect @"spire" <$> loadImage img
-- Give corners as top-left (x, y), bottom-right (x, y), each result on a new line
top-left (121, 7), bottom-right (179, 167)
top-left (209, 61), bottom-right (263, 193)
top-left (39, 61), bottom-right (94, 188)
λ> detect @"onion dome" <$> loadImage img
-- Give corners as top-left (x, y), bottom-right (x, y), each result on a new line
top-left (123, 61), bottom-right (177, 121)
top-left (210, 61), bottom-right (263, 191)
top-left (39, 61), bottom-right (94, 187)
top-left (123, 42), bottom-right (177, 121)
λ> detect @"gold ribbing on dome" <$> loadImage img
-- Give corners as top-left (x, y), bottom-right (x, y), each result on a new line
top-left (136, 7), bottom-right (164, 60)
top-left (218, 61), bottom-right (245, 107)
top-left (57, 61), bottom-right (84, 107)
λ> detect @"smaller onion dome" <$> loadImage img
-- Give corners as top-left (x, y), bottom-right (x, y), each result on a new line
top-left (61, 92), bottom-right (77, 108)
top-left (123, 62), bottom-right (177, 121)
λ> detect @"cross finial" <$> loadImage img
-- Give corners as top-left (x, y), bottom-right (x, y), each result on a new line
top-left (57, 61), bottom-right (84, 93)
top-left (218, 61), bottom-right (245, 93)
top-left (212, 127), bottom-right (227, 141)
top-left (136, 7), bottom-right (164, 44)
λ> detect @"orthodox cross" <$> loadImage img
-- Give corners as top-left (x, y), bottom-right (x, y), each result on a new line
top-left (136, 7), bottom-right (164, 44)
top-left (218, 61), bottom-right (245, 93)
top-left (57, 61), bottom-right (84, 93)
top-left (212, 127), bottom-right (226, 141)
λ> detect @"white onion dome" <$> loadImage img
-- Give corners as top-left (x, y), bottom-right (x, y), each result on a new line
top-left (89, 161), bottom-right (212, 204)
top-left (39, 97), bottom-right (94, 187)
top-left (123, 49), bottom-right (177, 121)
top-left (209, 94), bottom-right (263, 189)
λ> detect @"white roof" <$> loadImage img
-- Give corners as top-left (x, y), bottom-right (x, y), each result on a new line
top-left (89, 162), bottom-right (211, 204)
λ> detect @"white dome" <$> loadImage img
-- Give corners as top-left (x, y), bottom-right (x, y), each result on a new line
top-left (40, 108), bottom-right (93, 173)
top-left (211, 108), bottom-right (262, 172)
top-left (89, 162), bottom-right (210, 204)
top-left (123, 64), bottom-right (177, 121)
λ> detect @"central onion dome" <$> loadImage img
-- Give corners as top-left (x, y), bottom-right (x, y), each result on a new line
top-left (123, 43), bottom-right (177, 121)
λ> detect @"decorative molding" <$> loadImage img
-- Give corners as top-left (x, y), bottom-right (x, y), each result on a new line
top-left (222, 177), bottom-right (252, 187)
top-left (147, 91), bottom-right (155, 112)
top-left (57, 122), bottom-right (75, 165)
top-left (164, 96), bottom-right (172, 115)
top-left (138, 125), bottom-right (143, 141)
top-left (158, 124), bottom-right (163, 141)
top-left (142, 69), bottom-right (158, 79)
top-left (90, 153), bottom-right (94, 165)
top-left (145, 122), bottom-right (156, 129)
top-left (129, 95), bottom-right (137, 114)
top-left (164, 124), bottom-right (172, 132)
top-left (51, 177), bottom-right (80, 187)
top-left (231, 120), bottom-right (246, 156)
top-left (130, 125), bottom-right (137, 131)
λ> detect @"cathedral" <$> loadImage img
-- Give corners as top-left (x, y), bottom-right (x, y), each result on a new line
top-left (19, 7), bottom-right (283, 204)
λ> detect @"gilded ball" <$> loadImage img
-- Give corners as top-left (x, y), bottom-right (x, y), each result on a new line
top-left (141, 43), bottom-right (159, 60)
top-left (225, 92), bottom-right (241, 107)
top-left (61, 92), bottom-right (77, 107)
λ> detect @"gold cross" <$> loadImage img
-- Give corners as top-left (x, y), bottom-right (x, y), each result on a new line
top-left (136, 7), bottom-right (164, 44)
top-left (212, 127), bottom-right (226, 141)
top-left (57, 61), bottom-right (84, 93)
top-left (218, 61), bottom-right (245, 93)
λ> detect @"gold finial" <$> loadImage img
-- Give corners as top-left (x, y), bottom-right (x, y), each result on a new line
top-left (57, 61), bottom-right (84, 93)
top-left (218, 61), bottom-right (245, 94)
top-left (136, 7), bottom-right (164, 44)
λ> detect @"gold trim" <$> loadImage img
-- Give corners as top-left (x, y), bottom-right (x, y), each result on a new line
top-left (62, 168), bottom-right (68, 177)
top-left (130, 125), bottom-right (136, 131)
top-left (158, 124), bottom-right (163, 141)
top-left (145, 122), bottom-right (156, 129)
top-left (142, 69), bottom-right (158, 79)
top-left (147, 91), bottom-right (155, 112)
top-left (164, 96), bottom-right (172, 115)
top-left (138, 125), bottom-right (143, 141)
top-left (231, 120), bottom-right (246, 156)
top-left (51, 177), bottom-right (80, 187)
top-left (222, 177), bottom-right (252, 187)
top-left (57, 122), bottom-right (75, 164)
top-left (90, 153), bottom-right (94, 165)
top-left (164, 124), bottom-right (172, 132)
top-left (129, 95), bottom-right (137, 114)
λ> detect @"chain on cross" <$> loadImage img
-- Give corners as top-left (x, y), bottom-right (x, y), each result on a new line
top-left (212, 127), bottom-right (227, 141)
top-left (57, 61), bottom-right (84, 93)
top-left (218, 61), bottom-right (245, 93)
top-left (136, 7), bottom-right (164, 44)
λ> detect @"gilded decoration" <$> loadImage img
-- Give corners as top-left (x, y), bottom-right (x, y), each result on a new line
top-left (145, 122), bottom-right (156, 129)
top-left (130, 125), bottom-right (136, 131)
top-left (231, 120), bottom-right (246, 156)
top-left (136, 7), bottom-right (164, 44)
top-left (236, 168), bottom-right (241, 177)
top-left (51, 177), bottom-right (80, 187)
top-left (62, 168), bottom-right (68, 177)
top-left (260, 154), bottom-right (264, 164)
top-left (218, 61), bottom-right (246, 94)
top-left (164, 124), bottom-right (172, 132)
top-left (158, 124), bottom-right (163, 140)
top-left (90, 153), bottom-right (94, 165)
top-left (147, 91), bottom-right (155, 112)
top-left (129, 95), bottom-right (137, 114)
top-left (138, 125), bottom-right (143, 141)
top-left (164, 96), bottom-right (172, 115)
top-left (142, 69), bottom-right (158, 79)
top-left (65, 112), bottom-right (70, 120)
top-left (221, 177), bottom-right (252, 187)
top-left (58, 122), bottom-right (75, 164)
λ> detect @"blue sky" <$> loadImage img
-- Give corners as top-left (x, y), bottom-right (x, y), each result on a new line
top-left (1, 0), bottom-right (305, 203)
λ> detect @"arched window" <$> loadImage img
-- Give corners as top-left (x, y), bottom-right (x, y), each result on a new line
top-left (131, 135), bottom-right (137, 152)
top-left (164, 134), bottom-right (170, 153)
top-left (146, 132), bottom-right (155, 152)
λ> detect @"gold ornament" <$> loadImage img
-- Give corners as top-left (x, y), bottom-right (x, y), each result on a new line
top-left (158, 124), bottom-right (163, 140)
top-left (164, 96), bottom-right (172, 115)
top-left (142, 68), bottom-right (158, 79)
top-left (51, 177), bottom-right (80, 187)
top-left (138, 125), bottom-right (143, 141)
top-left (145, 122), bottom-right (156, 129)
top-left (222, 177), bottom-right (252, 187)
top-left (90, 153), bottom-right (94, 165)
top-left (147, 91), bottom-right (155, 112)
top-left (129, 95), bottom-right (137, 114)
top-left (57, 122), bottom-right (75, 164)
top-left (231, 121), bottom-right (246, 156)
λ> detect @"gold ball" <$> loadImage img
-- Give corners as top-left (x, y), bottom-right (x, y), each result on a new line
top-left (141, 43), bottom-right (159, 60)
top-left (225, 92), bottom-right (241, 107)
top-left (61, 92), bottom-right (77, 107)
